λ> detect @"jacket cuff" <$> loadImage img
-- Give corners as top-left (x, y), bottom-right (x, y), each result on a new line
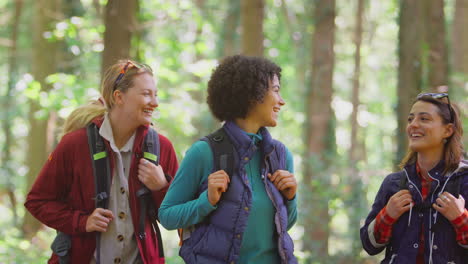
top-left (74, 211), bottom-right (90, 234)
top-left (368, 219), bottom-right (388, 248)
top-left (451, 209), bottom-right (468, 226)
top-left (199, 190), bottom-right (217, 212)
top-left (380, 206), bottom-right (397, 225)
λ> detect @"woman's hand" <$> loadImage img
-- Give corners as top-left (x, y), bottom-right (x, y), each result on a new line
top-left (268, 170), bottom-right (297, 200)
top-left (386, 190), bottom-right (413, 219)
top-left (433, 192), bottom-right (465, 221)
top-left (138, 158), bottom-right (168, 191)
top-left (86, 208), bottom-right (114, 232)
top-left (207, 170), bottom-right (230, 206)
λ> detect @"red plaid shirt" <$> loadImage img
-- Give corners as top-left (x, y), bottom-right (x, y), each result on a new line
top-left (374, 164), bottom-right (468, 262)
top-left (452, 209), bottom-right (468, 245)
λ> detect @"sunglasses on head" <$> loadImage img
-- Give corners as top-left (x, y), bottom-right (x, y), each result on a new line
top-left (416, 92), bottom-right (454, 123)
top-left (113, 61), bottom-right (143, 91)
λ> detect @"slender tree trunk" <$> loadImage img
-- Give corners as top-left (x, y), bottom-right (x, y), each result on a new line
top-left (220, 0), bottom-right (240, 57)
top-left (23, 0), bottom-right (61, 238)
top-left (241, 0), bottom-right (264, 56)
top-left (303, 0), bottom-right (336, 262)
top-left (424, 0), bottom-right (448, 89)
top-left (348, 0), bottom-right (365, 259)
top-left (3, 0), bottom-right (23, 227)
top-left (452, 0), bottom-right (468, 85)
top-left (189, 0), bottom-right (218, 140)
top-left (101, 0), bottom-right (138, 75)
top-left (280, 0), bottom-right (308, 95)
top-left (396, 0), bottom-right (424, 166)
top-left (350, 0), bottom-right (364, 167)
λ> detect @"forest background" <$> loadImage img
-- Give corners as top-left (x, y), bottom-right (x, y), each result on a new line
top-left (0, 0), bottom-right (467, 263)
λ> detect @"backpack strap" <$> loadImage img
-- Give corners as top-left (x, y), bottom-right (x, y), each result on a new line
top-left (136, 127), bottom-right (165, 258)
top-left (178, 128), bottom-right (234, 246)
top-left (444, 175), bottom-right (461, 197)
top-left (51, 231), bottom-right (71, 264)
top-left (432, 174), bottom-right (463, 233)
top-left (399, 174), bottom-right (408, 190)
top-left (201, 128), bottom-right (235, 177)
top-left (86, 123), bottom-right (111, 264)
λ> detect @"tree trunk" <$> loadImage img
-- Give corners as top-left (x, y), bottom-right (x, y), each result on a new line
top-left (241, 0), bottom-right (264, 56)
top-left (348, 0), bottom-right (366, 260)
top-left (424, 0), bottom-right (448, 89)
top-left (189, 0), bottom-right (218, 140)
top-left (350, 0), bottom-right (364, 167)
top-left (23, 0), bottom-right (61, 238)
top-left (452, 0), bottom-right (468, 86)
top-left (303, 0), bottom-right (336, 262)
top-left (3, 0), bottom-right (23, 227)
top-left (220, 0), bottom-right (240, 57)
top-left (101, 0), bottom-right (138, 75)
top-left (396, 0), bottom-right (424, 166)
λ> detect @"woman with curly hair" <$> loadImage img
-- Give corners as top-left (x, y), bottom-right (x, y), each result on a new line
top-left (159, 55), bottom-right (298, 264)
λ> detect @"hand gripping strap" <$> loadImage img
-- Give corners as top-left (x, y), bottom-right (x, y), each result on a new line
top-left (138, 128), bottom-right (164, 258)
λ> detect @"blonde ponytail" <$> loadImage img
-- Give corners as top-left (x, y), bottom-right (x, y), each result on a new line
top-left (61, 100), bottom-right (106, 136)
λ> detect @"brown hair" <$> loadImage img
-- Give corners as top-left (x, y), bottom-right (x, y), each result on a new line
top-left (62, 60), bottom-right (153, 135)
top-left (399, 96), bottom-right (464, 175)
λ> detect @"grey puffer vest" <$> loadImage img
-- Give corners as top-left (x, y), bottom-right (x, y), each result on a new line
top-left (179, 121), bottom-right (297, 264)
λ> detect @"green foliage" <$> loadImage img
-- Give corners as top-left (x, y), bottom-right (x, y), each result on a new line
top-left (0, 227), bottom-right (52, 263)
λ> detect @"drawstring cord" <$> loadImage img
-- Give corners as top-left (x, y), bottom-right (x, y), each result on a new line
top-left (408, 202), bottom-right (412, 227)
top-left (428, 174), bottom-right (452, 264)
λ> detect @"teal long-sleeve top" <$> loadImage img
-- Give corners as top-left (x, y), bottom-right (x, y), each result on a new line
top-left (159, 132), bottom-right (297, 264)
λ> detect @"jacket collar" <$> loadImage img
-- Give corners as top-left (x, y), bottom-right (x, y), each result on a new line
top-left (223, 121), bottom-right (275, 157)
top-left (404, 159), bottom-right (447, 181)
top-left (92, 116), bottom-right (150, 154)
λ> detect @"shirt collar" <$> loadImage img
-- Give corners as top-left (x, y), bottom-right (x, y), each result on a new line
top-left (99, 113), bottom-right (135, 152)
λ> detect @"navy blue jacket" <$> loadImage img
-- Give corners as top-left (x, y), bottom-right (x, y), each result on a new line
top-left (360, 160), bottom-right (468, 263)
top-left (180, 121), bottom-right (297, 264)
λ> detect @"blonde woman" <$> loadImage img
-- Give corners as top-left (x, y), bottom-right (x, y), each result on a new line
top-left (25, 60), bottom-right (178, 264)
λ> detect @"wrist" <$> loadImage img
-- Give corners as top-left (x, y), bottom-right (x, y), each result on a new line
top-left (207, 192), bottom-right (217, 206)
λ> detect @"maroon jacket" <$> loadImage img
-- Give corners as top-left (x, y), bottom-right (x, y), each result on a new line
top-left (25, 119), bottom-right (178, 264)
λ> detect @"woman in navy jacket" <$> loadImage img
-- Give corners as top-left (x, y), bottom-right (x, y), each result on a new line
top-left (360, 92), bottom-right (467, 264)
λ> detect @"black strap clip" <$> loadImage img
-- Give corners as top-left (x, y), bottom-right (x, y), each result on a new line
top-left (94, 192), bottom-right (109, 203)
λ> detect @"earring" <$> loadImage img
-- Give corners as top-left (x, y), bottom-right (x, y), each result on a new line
top-left (443, 138), bottom-right (448, 144)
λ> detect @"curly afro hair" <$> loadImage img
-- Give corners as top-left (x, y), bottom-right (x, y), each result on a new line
top-left (207, 55), bottom-right (282, 121)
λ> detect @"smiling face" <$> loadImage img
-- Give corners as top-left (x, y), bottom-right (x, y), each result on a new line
top-left (406, 101), bottom-right (453, 156)
top-left (115, 73), bottom-right (158, 128)
top-left (247, 74), bottom-right (285, 128)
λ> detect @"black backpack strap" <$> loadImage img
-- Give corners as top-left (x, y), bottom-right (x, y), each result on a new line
top-left (201, 128), bottom-right (235, 177)
top-left (444, 175), bottom-right (461, 197)
top-left (51, 231), bottom-right (71, 264)
top-left (432, 174), bottom-right (463, 233)
top-left (399, 174), bottom-right (409, 190)
top-left (87, 123), bottom-right (111, 209)
top-left (136, 127), bottom-right (165, 257)
top-left (86, 123), bottom-right (111, 264)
